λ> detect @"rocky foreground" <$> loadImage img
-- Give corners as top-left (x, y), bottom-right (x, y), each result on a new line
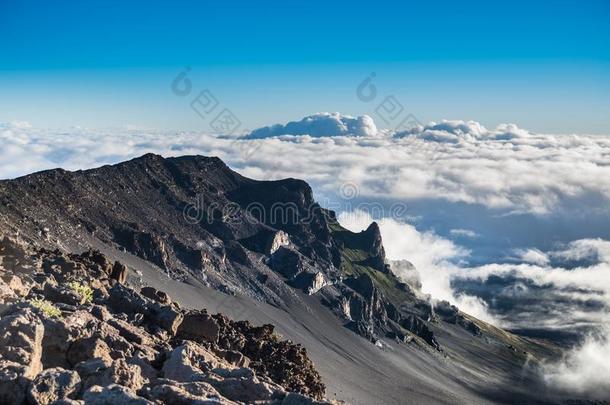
top-left (0, 236), bottom-right (330, 405)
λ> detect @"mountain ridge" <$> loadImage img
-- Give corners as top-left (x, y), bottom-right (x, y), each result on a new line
top-left (0, 153), bottom-right (568, 404)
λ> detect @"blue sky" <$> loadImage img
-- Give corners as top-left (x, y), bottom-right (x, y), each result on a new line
top-left (1, 0), bottom-right (609, 133)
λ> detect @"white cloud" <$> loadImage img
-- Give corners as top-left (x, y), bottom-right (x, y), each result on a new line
top-left (543, 326), bottom-right (610, 399)
top-left (395, 119), bottom-right (529, 143)
top-left (455, 239), bottom-right (610, 338)
top-left (0, 121), bottom-right (32, 130)
top-left (550, 238), bottom-right (610, 265)
top-left (515, 248), bottom-right (550, 266)
top-left (247, 112), bottom-right (378, 138)
top-left (449, 228), bottom-right (479, 239)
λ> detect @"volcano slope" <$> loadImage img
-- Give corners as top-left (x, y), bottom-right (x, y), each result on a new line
top-left (0, 154), bottom-right (569, 404)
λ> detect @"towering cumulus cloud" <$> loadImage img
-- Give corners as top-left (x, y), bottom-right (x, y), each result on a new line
top-left (247, 112), bottom-right (378, 138)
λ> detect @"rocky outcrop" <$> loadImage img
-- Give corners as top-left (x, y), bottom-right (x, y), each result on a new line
top-left (293, 272), bottom-right (330, 295)
top-left (0, 307), bottom-right (44, 404)
top-left (0, 308), bottom-right (44, 376)
top-left (0, 238), bottom-right (328, 404)
top-left (140, 286), bottom-right (170, 305)
top-left (400, 315), bottom-right (440, 351)
top-left (107, 284), bottom-right (183, 336)
top-left (434, 300), bottom-right (482, 336)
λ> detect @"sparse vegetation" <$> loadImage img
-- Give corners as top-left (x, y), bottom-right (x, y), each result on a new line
top-left (68, 281), bottom-right (94, 304)
top-left (30, 298), bottom-right (62, 318)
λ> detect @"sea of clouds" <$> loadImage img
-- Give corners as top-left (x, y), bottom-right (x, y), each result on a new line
top-left (2, 113), bottom-right (609, 397)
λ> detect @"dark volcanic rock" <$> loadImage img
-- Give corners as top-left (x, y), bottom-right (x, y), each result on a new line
top-left (110, 261), bottom-right (128, 284)
top-left (176, 310), bottom-right (220, 343)
top-left (400, 315), bottom-right (441, 351)
top-left (140, 286), bottom-right (170, 305)
top-left (27, 367), bottom-right (81, 405)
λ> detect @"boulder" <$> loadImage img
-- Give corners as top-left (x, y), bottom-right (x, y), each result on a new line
top-left (177, 311), bottom-right (219, 343)
top-left (107, 318), bottom-right (152, 346)
top-left (43, 284), bottom-right (82, 306)
top-left (107, 284), bottom-right (151, 316)
top-left (1, 274), bottom-right (30, 297)
top-left (0, 308), bottom-right (44, 377)
top-left (81, 359), bottom-right (147, 391)
top-left (0, 361), bottom-right (30, 405)
top-left (143, 380), bottom-right (227, 405)
top-left (27, 367), bottom-right (81, 405)
top-left (213, 349), bottom-right (250, 368)
top-left (107, 284), bottom-right (183, 336)
top-left (67, 337), bottom-right (113, 367)
top-left (41, 317), bottom-right (73, 369)
top-left (74, 358), bottom-right (112, 380)
top-left (154, 305), bottom-right (184, 336)
top-left (0, 279), bottom-right (17, 305)
top-left (90, 305), bottom-right (112, 322)
top-left (83, 384), bottom-right (152, 404)
top-left (205, 374), bottom-right (278, 403)
top-left (95, 324), bottom-right (134, 360)
top-left (127, 352), bottom-right (159, 381)
top-left (140, 286), bottom-right (170, 305)
top-left (162, 342), bottom-right (230, 382)
top-left (110, 262), bottom-right (127, 284)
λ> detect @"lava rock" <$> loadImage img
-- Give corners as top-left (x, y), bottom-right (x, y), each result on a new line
top-left (27, 367), bottom-right (81, 405)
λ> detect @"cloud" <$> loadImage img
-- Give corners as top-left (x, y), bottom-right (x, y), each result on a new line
top-left (515, 248), bottom-right (550, 266)
top-left (247, 112), bottom-right (378, 138)
top-left (395, 119), bottom-right (529, 143)
top-left (549, 238), bottom-right (610, 267)
top-left (449, 228), bottom-right (479, 239)
top-left (0, 121), bottom-right (32, 130)
top-left (453, 239), bottom-right (610, 336)
top-left (543, 326), bottom-right (610, 399)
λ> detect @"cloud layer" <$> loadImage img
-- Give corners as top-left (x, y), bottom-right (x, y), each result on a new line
top-left (247, 112), bottom-right (378, 138)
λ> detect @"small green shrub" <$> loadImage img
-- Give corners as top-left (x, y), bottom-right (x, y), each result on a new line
top-left (30, 298), bottom-right (62, 318)
top-left (68, 281), bottom-right (94, 304)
